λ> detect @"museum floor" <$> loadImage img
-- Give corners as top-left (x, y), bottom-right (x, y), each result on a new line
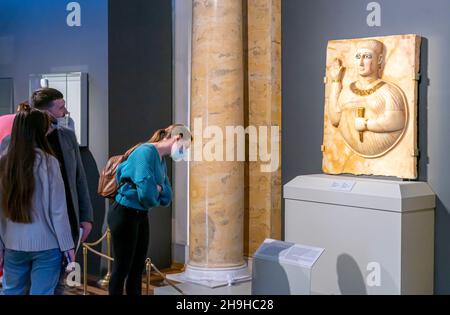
top-left (65, 265), bottom-right (183, 296)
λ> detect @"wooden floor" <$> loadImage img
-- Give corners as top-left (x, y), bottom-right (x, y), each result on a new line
top-left (64, 266), bottom-right (183, 296)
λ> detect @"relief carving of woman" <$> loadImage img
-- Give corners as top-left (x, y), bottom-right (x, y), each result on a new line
top-left (328, 39), bottom-right (407, 158)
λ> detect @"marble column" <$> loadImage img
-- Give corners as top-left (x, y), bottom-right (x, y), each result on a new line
top-left (246, 0), bottom-right (282, 255)
top-left (187, 0), bottom-right (248, 281)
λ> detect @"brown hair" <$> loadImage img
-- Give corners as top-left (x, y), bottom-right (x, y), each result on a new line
top-left (0, 108), bottom-right (54, 223)
top-left (31, 88), bottom-right (64, 110)
top-left (17, 100), bottom-right (31, 112)
top-left (148, 124), bottom-right (193, 143)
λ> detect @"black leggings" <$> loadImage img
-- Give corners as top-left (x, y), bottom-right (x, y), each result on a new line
top-left (107, 202), bottom-right (149, 295)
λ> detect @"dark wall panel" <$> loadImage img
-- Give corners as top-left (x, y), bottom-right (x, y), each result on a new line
top-left (109, 0), bottom-right (173, 269)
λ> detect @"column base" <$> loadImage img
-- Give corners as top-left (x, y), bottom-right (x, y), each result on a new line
top-left (167, 263), bottom-right (251, 288)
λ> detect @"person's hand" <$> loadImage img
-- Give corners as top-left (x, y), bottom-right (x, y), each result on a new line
top-left (65, 249), bottom-right (76, 272)
top-left (330, 58), bottom-right (345, 82)
top-left (67, 249), bottom-right (75, 263)
top-left (80, 221), bottom-right (93, 242)
top-left (355, 117), bottom-right (368, 132)
top-left (157, 184), bottom-right (162, 193)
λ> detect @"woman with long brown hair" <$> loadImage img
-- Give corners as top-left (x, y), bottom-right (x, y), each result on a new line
top-left (0, 100), bottom-right (32, 144)
top-left (0, 108), bottom-right (74, 295)
top-left (107, 124), bottom-right (191, 295)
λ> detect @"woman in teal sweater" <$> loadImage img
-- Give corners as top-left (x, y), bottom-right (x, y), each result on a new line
top-left (107, 124), bottom-right (190, 295)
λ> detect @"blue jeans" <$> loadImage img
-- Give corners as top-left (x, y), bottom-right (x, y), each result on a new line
top-left (2, 249), bottom-right (62, 295)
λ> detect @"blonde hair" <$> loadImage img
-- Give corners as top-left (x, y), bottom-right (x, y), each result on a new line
top-left (149, 124), bottom-right (193, 143)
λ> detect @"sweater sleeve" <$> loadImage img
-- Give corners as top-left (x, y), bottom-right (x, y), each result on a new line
top-left (135, 175), bottom-right (161, 209)
top-left (159, 163), bottom-right (172, 207)
top-left (129, 146), bottom-right (161, 209)
top-left (48, 156), bottom-right (75, 252)
top-left (0, 178), bottom-right (5, 259)
top-left (0, 234), bottom-right (4, 260)
top-left (0, 135), bottom-right (10, 157)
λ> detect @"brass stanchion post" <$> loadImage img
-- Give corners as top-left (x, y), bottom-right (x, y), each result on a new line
top-left (97, 228), bottom-right (112, 287)
top-left (83, 245), bottom-right (88, 295)
top-left (146, 258), bottom-right (152, 295)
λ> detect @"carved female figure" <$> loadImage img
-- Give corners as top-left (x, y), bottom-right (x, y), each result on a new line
top-left (328, 39), bottom-right (407, 158)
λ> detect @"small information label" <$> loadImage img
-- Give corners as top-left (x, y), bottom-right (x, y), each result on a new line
top-left (256, 239), bottom-right (324, 268)
top-left (329, 180), bottom-right (356, 192)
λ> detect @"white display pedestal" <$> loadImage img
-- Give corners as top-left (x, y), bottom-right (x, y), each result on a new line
top-left (284, 174), bottom-right (435, 295)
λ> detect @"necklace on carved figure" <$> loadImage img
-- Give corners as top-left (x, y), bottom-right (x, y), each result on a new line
top-left (350, 81), bottom-right (385, 97)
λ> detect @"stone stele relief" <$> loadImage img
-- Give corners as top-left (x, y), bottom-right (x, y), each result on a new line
top-left (322, 34), bottom-right (421, 179)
